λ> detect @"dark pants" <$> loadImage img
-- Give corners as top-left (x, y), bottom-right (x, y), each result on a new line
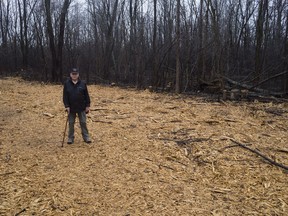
top-left (68, 111), bottom-right (90, 141)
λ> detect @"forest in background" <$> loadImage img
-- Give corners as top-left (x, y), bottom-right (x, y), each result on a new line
top-left (0, 0), bottom-right (287, 94)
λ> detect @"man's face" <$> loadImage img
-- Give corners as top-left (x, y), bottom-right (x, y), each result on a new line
top-left (70, 72), bottom-right (79, 81)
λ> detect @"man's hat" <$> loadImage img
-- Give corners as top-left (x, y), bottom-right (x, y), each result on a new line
top-left (71, 68), bottom-right (79, 73)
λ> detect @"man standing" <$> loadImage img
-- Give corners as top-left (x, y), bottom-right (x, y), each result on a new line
top-left (63, 68), bottom-right (92, 144)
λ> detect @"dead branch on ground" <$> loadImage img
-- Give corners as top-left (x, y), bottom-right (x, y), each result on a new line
top-left (230, 139), bottom-right (288, 171)
top-left (159, 137), bottom-right (211, 146)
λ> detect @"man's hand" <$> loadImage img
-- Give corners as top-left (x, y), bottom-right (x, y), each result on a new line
top-left (66, 107), bottom-right (70, 114)
top-left (85, 107), bottom-right (90, 114)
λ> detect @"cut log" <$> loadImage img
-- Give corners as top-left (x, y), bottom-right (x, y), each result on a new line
top-left (222, 76), bottom-right (286, 97)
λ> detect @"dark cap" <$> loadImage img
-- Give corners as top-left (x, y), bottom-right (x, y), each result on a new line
top-left (71, 68), bottom-right (79, 73)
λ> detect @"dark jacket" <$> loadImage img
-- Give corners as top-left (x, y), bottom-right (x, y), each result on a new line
top-left (63, 79), bottom-right (91, 113)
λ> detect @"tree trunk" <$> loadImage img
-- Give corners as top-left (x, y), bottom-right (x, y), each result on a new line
top-left (102, 0), bottom-right (119, 81)
top-left (57, 0), bottom-right (71, 81)
top-left (202, 0), bottom-right (209, 80)
top-left (197, 0), bottom-right (204, 81)
top-left (285, 12), bottom-right (288, 93)
top-left (17, 0), bottom-right (29, 69)
top-left (175, 0), bottom-right (181, 93)
top-left (129, 0), bottom-right (137, 84)
top-left (0, 1), bottom-right (10, 72)
top-left (45, 0), bottom-right (57, 81)
top-left (152, 0), bottom-right (158, 88)
top-left (45, 0), bottom-right (71, 82)
top-left (33, 12), bottom-right (48, 81)
top-left (254, 0), bottom-right (268, 84)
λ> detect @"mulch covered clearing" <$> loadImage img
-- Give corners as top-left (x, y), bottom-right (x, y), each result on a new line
top-left (0, 77), bottom-right (287, 215)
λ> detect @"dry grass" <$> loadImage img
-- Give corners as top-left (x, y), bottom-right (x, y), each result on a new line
top-left (0, 77), bottom-right (287, 215)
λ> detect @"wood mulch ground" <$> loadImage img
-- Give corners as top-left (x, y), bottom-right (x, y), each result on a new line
top-left (0, 77), bottom-right (287, 215)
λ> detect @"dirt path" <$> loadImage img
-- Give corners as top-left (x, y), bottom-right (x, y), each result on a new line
top-left (0, 77), bottom-right (287, 215)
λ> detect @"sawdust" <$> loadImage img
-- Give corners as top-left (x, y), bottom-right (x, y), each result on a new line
top-left (0, 77), bottom-right (287, 215)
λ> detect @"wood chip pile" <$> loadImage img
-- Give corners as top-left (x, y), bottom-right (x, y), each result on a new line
top-left (0, 77), bottom-right (287, 215)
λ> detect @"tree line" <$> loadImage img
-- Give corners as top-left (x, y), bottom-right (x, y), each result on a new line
top-left (0, 0), bottom-right (287, 94)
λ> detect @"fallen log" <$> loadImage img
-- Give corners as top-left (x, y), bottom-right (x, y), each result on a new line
top-left (222, 75), bottom-right (286, 97)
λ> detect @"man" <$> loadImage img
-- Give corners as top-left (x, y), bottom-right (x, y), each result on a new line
top-left (63, 68), bottom-right (92, 144)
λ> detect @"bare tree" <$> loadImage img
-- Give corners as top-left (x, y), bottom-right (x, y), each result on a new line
top-left (175, 0), bottom-right (181, 93)
top-left (32, 1), bottom-right (48, 80)
top-left (102, 0), bottom-right (119, 81)
top-left (254, 0), bottom-right (268, 84)
top-left (15, 0), bottom-right (37, 70)
top-left (0, 1), bottom-right (9, 48)
top-left (45, 0), bottom-right (71, 82)
top-left (0, 0), bottom-right (10, 72)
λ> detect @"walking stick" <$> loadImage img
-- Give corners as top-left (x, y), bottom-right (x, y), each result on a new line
top-left (62, 114), bottom-right (69, 147)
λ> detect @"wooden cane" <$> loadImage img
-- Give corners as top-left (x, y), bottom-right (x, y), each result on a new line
top-left (61, 114), bottom-right (69, 147)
